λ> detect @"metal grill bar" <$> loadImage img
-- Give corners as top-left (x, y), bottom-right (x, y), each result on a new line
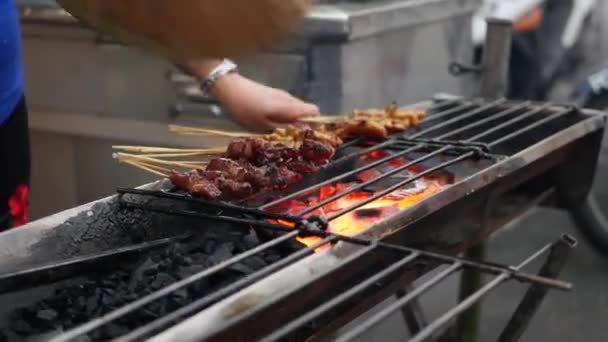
top-left (333, 263), bottom-right (462, 342)
top-left (325, 153), bottom-right (473, 221)
top-left (488, 107), bottom-right (578, 147)
top-left (436, 101), bottom-right (532, 141)
top-left (410, 98), bottom-right (507, 139)
top-left (296, 146), bottom-right (452, 216)
top-left (336, 239), bottom-right (559, 342)
top-left (118, 198), bottom-right (298, 232)
top-left (467, 104), bottom-right (553, 142)
top-left (260, 250), bottom-right (424, 341)
top-left (118, 188), bottom-right (300, 222)
top-left (259, 143), bottom-right (426, 210)
top-left (420, 102), bottom-right (479, 122)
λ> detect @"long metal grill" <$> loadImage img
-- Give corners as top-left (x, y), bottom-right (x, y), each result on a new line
top-left (47, 97), bottom-right (589, 341)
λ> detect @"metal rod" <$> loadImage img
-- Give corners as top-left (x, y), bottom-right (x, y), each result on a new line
top-left (480, 18), bottom-right (513, 99)
top-left (377, 242), bottom-right (571, 291)
top-left (488, 107), bottom-right (577, 147)
top-left (467, 103), bottom-right (552, 142)
top-left (335, 263), bottom-right (463, 342)
top-left (51, 231), bottom-right (300, 342)
top-left (456, 18), bottom-right (512, 342)
top-left (112, 236), bottom-right (338, 342)
top-left (456, 243), bottom-right (486, 342)
top-left (118, 188), bottom-right (300, 222)
top-left (259, 144), bottom-right (426, 210)
top-left (437, 101), bottom-right (531, 140)
top-left (409, 239), bottom-right (559, 342)
top-left (325, 153), bottom-right (473, 221)
top-left (260, 250), bottom-right (421, 341)
top-left (396, 286), bottom-right (428, 336)
top-left (419, 102), bottom-right (479, 123)
top-left (410, 98), bottom-right (507, 138)
top-left (297, 146), bottom-right (452, 216)
top-left (120, 200), bottom-right (295, 233)
top-left (498, 234), bottom-right (577, 342)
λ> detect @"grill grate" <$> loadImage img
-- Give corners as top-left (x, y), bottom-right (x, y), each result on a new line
top-left (49, 97), bottom-right (591, 341)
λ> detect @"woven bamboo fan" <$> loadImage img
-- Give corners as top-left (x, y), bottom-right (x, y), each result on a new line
top-left (58, 0), bottom-right (312, 62)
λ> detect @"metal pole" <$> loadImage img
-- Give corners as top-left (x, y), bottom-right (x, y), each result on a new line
top-left (480, 18), bottom-right (514, 99)
top-left (458, 20), bottom-right (513, 342)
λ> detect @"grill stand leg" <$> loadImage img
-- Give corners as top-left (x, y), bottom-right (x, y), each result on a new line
top-left (396, 286), bottom-right (428, 336)
top-left (452, 17), bottom-right (514, 342)
top-left (498, 234), bottom-right (577, 342)
top-left (453, 243), bottom-right (486, 342)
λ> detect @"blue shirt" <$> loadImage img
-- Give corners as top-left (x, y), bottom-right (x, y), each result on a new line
top-left (0, 0), bottom-right (24, 125)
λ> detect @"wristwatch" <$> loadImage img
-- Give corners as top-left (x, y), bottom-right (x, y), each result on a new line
top-left (200, 59), bottom-right (239, 98)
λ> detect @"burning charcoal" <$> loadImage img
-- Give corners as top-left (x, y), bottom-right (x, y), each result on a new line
top-left (176, 265), bottom-right (205, 279)
top-left (203, 239), bottom-right (217, 254)
top-left (86, 295), bottom-right (100, 316)
top-left (229, 263), bottom-right (255, 275)
top-left (105, 323), bottom-right (130, 338)
top-left (243, 256), bottom-right (267, 271)
top-left (190, 252), bottom-right (207, 264)
top-left (11, 320), bottom-right (33, 335)
top-left (151, 273), bottom-right (175, 290)
top-left (36, 309), bottom-right (58, 322)
top-left (263, 252), bottom-right (281, 264)
top-left (243, 230), bottom-right (260, 249)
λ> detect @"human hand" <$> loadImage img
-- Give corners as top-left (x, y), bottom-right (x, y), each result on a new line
top-left (211, 73), bottom-right (320, 132)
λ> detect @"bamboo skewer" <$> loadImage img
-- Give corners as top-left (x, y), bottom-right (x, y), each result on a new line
top-left (119, 160), bottom-right (169, 177)
top-left (298, 115), bottom-right (347, 124)
top-left (169, 125), bottom-right (264, 138)
top-left (113, 152), bottom-right (208, 169)
top-left (112, 145), bottom-right (226, 154)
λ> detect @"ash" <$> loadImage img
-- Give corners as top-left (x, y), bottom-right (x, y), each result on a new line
top-left (0, 227), bottom-right (299, 341)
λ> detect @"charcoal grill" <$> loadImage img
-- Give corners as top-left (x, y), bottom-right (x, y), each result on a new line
top-left (0, 93), bottom-right (604, 342)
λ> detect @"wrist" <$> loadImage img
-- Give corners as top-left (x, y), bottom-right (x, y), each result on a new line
top-left (182, 59), bottom-right (223, 79)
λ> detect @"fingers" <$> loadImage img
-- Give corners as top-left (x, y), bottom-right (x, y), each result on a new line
top-left (267, 102), bottom-right (321, 124)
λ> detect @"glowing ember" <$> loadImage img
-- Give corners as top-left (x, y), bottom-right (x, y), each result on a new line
top-left (295, 182), bottom-right (442, 248)
top-left (264, 147), bottom-right (449, 252)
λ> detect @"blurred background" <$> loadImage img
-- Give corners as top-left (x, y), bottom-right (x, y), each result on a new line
top-left (12, 0), bottom-right (608, 340)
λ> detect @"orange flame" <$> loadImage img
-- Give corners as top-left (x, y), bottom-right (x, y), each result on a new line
top-left (265, 148), bottom-right (448, 252)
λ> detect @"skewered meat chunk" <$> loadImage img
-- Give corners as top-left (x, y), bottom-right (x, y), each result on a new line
top-left (169, 171), bottom-right (222, 199)
top-left (300, 139), bottom-right (335, 165)
top-left (335, 120), bottom-right (388, 139)
top-left (217, 178), bottom-right (253, 199)
top-left (206, 158), bottom-right (246, 181)
top-left (285, 160), bottom-right (318, 175)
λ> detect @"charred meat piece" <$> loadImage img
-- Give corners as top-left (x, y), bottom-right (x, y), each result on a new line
top-left (300, 139), bottom-right (335, 165)
top-left (303, 129), bottom-right (343, 148)
top-left (285, 160), bottom-right (318, 175)
top-left (206, 158), bottom-right (246, 181)
top-left (169, 171), bottom-right (222, 199)
top-left (226, 138), bottom-right (256, 161)
top-left (217, 178), bottom-right (253, 199)
top-left (336, 120), bottom-right (388, 139)
top-left (254, 142), bottom-right (299, 165)
top-left (243, 164), bottom-right (272, 189)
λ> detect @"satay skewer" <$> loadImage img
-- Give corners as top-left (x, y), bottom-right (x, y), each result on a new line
top-left (118, 160), bottom-right (170, 177)
top-left (113, 152), bottom-right (208, 169)
top-left (169, 125), bottom-right (264, 138)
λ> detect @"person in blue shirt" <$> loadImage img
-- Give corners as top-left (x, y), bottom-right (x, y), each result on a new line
top-left (0, 0), bottom-right (319, 230)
